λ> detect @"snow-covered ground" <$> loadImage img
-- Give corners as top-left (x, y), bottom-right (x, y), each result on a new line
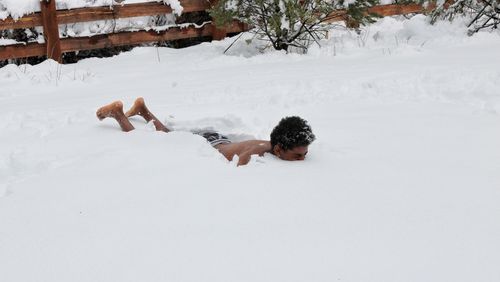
top-left (1, 16), bottom-right (500, 282)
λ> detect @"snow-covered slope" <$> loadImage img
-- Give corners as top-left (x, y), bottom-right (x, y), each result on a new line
top-left (1, 16), bottom-right (500, 282)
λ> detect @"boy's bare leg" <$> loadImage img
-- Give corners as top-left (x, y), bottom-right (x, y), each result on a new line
top-left (125, 97), bottom-right (170, 132)
top-left (96, 101), bottom-right (135, 132)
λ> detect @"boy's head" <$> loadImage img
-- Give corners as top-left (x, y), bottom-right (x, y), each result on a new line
top-left (270, 116), bottom-right (315, 161)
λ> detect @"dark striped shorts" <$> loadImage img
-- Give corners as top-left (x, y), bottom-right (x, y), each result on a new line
top-left (194, 130), bottom-right (231, 147)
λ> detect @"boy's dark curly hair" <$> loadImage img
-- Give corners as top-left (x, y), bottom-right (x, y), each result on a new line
top-left (270, 116), bottom-right (316, 151)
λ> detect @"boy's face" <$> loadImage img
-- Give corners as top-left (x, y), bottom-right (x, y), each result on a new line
top-left (274, 145), bottom-right (309, 161)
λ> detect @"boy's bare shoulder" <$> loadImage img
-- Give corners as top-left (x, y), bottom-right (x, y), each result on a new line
top-left (245, 140), bottom-right (272, 155)
top-left (240, 140), bottom-right (270, 146)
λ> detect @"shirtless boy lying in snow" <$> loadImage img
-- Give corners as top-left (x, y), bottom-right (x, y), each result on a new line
top-left (96, 97), bottom-right (315, 166)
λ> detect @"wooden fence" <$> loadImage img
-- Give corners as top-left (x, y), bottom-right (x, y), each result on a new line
top-left (0, 0), bottom-right (434, 62)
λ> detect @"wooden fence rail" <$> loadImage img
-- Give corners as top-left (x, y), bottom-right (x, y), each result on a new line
top-left (0, 0), bottom-right (435, 62)
top-left (0, 0), bottom-right (212, 30)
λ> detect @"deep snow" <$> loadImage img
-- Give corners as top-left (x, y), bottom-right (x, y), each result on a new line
top-left (1, 16), bottom-right (500, 282)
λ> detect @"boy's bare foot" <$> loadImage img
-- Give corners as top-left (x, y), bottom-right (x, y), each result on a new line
top-left (96, 101), bottom-right (135, 132)
top-left (125, 97), bottom-right (147, 118)
top-left (121, 97), bottom-right (169, 132)
top-left (96, 101), bottom-right (124, 121)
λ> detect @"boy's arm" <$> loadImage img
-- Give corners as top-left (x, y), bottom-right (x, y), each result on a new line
top-left (237, 144), bottom-right (271, 166)
top-left (237, 152), bottom-right (252, 166)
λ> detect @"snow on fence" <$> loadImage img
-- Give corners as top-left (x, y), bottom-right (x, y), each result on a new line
top-left (0, 0), bottom-right (434, 62)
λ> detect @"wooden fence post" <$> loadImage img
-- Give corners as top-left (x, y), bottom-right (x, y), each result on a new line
top-left (211, 25), bottom-right (227, 40)
top-left (208, 0), bottom-right (227, 40)
top-left (40, 0), bottom-right (62, 62)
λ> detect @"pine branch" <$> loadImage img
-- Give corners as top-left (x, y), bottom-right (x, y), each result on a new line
top-left (468, 3), bottom-right (489, 27)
